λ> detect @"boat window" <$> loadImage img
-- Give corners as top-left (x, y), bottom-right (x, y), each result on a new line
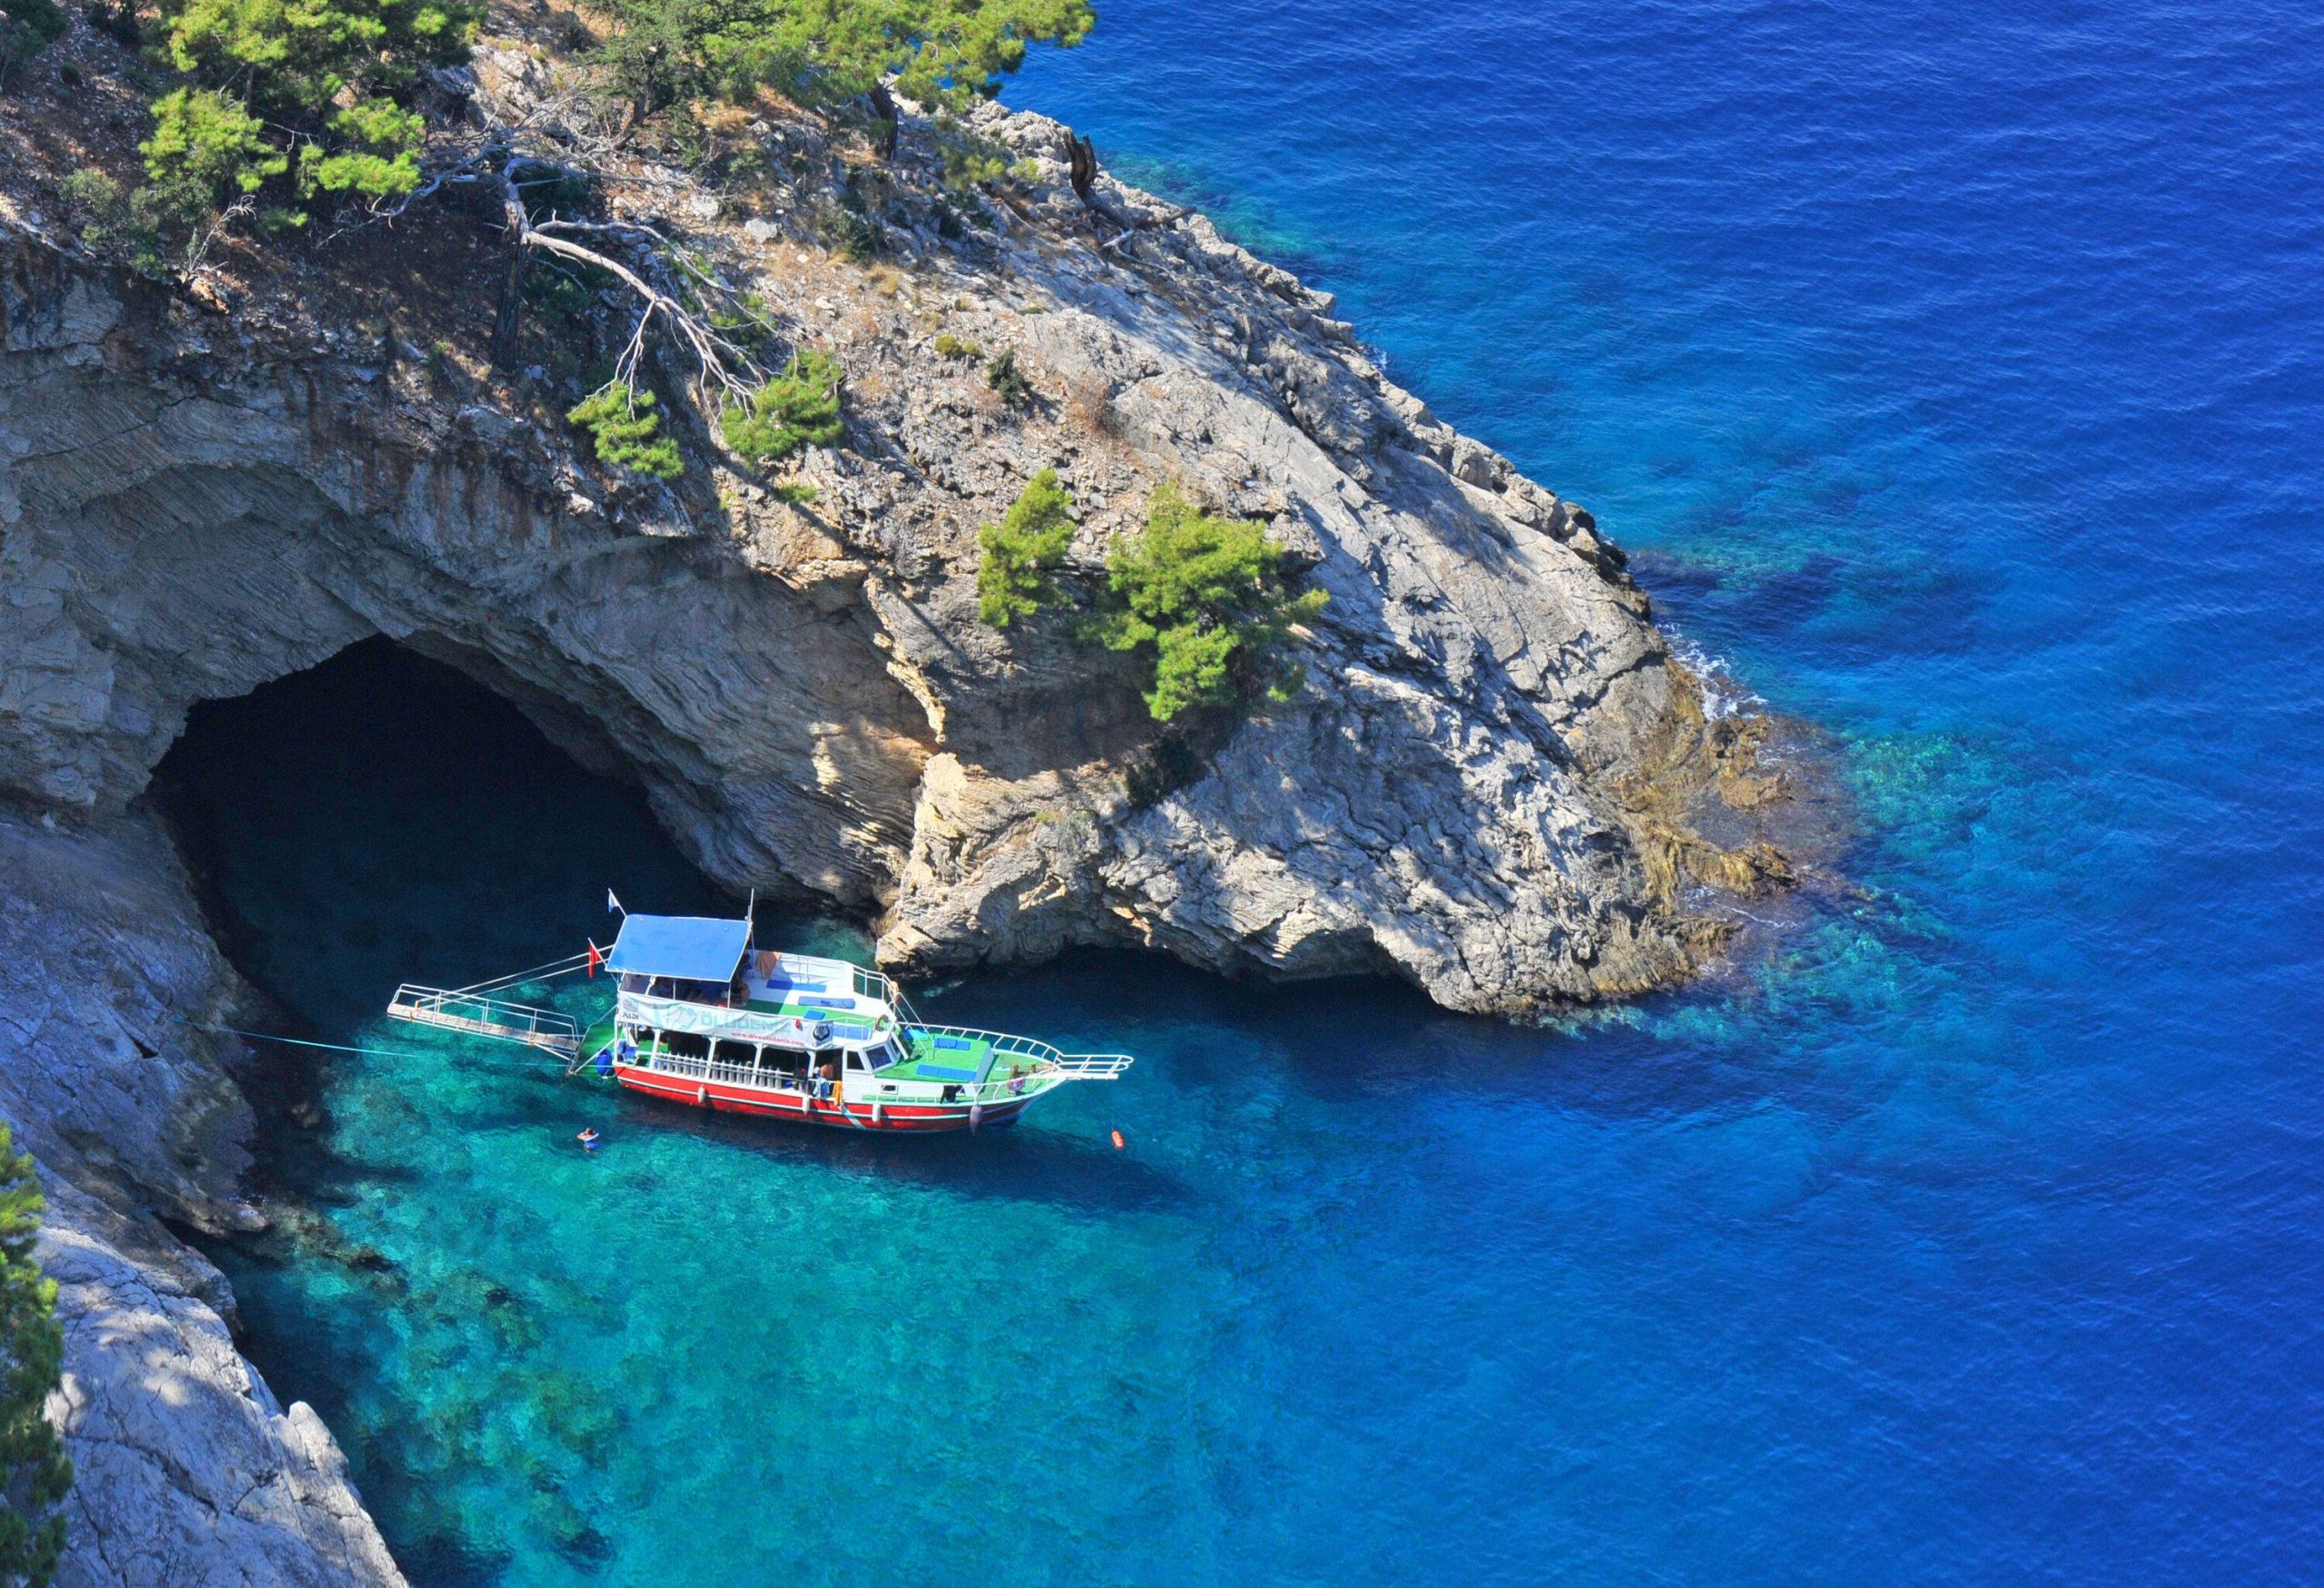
top-left (664, 1031), bottom-right (710, 1060)
top-left (870, 1040), bottom-right (904, 1070)
top-left (844, 1049), bottom-right (871, 1073)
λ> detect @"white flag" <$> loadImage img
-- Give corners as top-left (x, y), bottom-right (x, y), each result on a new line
top-left (607, 890), bottom-right (625, 914)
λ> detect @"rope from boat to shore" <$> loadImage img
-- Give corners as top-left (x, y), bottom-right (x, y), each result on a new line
top-left (176, 1020), bottom-right (464, 1065)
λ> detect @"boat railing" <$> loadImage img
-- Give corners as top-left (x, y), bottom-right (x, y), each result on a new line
top-left (902, 1025), bottom-right (1136, 1083)
top-left (758, 953), bottom-right (895, 1007)
top-left (386, 984), bottom-right (581, 1058)
top-left (633, 1042), bottom-right (1128, 1102)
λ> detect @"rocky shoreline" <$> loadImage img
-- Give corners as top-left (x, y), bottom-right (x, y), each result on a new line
top-left (0, 54), bottom-right (1810, 1581)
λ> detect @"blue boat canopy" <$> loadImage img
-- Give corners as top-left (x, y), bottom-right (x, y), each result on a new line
top-left (605, 914), bottom-right (751, 982)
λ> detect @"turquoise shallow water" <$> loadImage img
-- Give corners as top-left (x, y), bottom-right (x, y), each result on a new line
top-left (158, 0), bottom-right (2324, 1579)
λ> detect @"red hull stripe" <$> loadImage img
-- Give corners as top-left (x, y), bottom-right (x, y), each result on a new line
top-left (611, 1066), bottom-right (1029, 1132)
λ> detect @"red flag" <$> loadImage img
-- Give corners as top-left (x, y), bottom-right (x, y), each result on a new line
top-left (586, 942), bottom-right (602, 980)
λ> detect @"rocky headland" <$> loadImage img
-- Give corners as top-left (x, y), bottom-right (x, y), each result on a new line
top-left (0, 15), bottom-right (1808, 1581)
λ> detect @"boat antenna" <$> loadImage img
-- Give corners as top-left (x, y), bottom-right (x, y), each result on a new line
top-left (745, 887), bottom-right (756, 944)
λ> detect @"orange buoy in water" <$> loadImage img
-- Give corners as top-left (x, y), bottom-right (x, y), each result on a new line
top-left (1109, 1129), bottom-right (1127, 1150)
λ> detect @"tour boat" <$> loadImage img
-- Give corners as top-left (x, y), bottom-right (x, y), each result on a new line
top-left (386, 907), bottom-right (1132, 1133)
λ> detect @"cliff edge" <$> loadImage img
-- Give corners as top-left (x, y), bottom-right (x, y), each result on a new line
top-left (0, 15), bottom-right (1804, 1580)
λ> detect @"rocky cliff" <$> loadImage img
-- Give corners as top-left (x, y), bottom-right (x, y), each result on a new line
top-left (0, 29), bottom-right (1799, 1582)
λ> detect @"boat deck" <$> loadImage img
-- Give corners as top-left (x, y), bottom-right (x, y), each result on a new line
top-left (585, 996), bottom-right (1026, 1089)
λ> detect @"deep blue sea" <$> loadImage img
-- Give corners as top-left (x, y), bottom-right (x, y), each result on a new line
top-left (160, 1), bottom-right (2324, 1582)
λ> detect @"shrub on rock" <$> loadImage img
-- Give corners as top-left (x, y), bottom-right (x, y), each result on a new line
top-left (721, 349), bottom-right (842, 467)
top-left (0, 1125), bottom-right (69, 1588)
top-left (977, 468), bottom-right (1074, 627)
top-left (567, 385), bottom-right (685, 479)
top-left (1095, 483), bottom-right (1329, 722)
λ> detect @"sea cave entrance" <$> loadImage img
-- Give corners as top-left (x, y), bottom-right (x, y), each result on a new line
top-left (147, 636), bottom-right (737, 1041)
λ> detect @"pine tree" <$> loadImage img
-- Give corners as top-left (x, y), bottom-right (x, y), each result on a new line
top-left (0, 1127), bottom-right (68, 1588)
top-left (1094, 483), bottom-right (1329, 722)
top-left (976, 468), bottom-right (1074, 626)
top-left (595, 0), bottom-right (1093, 134)
top-left (720, 349), bottom-right (843, 467)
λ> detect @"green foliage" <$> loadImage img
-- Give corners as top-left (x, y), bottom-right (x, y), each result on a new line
top-left (975, 467), bottom-right (1072, 627)
top-left (719, 348), bottom-right (842, 467)
top-left (0, 1126), bottom-right (70, 1588)
top-left (770, 481), bottom-right (818, 505)
top-left (139, 86), bottom-right (290, 240)
top-left (985, 345), bottom-right (1032, 407)
top-left (933, 115), bottom-right (1014, 192)
top-left (298, 96), bottom-right (427, 199)
top-left (567, 383), bottom-right (685, 478)
top-left (1093, 483), bottom-right (1329, 722)
top-left (592, 0), bottom-right (1091, 138)
top-left (932, 331), bottom-right (980, 360)
top-left (159, 0), bottom-right (476, 117)
top-left (0, 0), bottom-right (66, 87)
top-left (708, 290), bottom-right (777, 360)
top-left (56, 169), bottom-right (171, 276)
top-left (135, 0), bottom-right (480, 239)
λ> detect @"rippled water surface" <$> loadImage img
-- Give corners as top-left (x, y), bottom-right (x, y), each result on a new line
top-left (164, 0), bottom-right (2324, 1580)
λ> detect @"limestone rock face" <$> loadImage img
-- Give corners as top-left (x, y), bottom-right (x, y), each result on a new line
top-left (0, 810), bottom-right (404, 1587)
top-left (0, 88), bottom-right (1797, 1587)
top-left (0, 101), bottom-right (1746, 1011)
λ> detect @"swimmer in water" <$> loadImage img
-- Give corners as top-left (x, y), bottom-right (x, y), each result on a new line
top-left (576, 1128), bottom-right (601, 1150)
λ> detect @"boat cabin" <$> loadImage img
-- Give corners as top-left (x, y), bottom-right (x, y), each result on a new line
top-left (603, 911), bottom-right (910, 1070)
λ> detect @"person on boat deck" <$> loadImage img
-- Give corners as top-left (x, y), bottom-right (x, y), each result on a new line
top-left (817, 1058), bottom-right (838, 1100)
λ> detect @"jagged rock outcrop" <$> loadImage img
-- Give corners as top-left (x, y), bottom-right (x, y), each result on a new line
top-left (0, 91), bottom-right (1773, 1015)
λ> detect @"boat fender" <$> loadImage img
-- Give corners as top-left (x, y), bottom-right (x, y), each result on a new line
top-left (969, 1102), bottom-right (984, 1133)
top-left (873, 1102), bottom-right (887, 1127)
top-left (1110, 1129), bottom-right (1126, 1151)
top-left (696, 1085), bottom-right (708, 1106)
